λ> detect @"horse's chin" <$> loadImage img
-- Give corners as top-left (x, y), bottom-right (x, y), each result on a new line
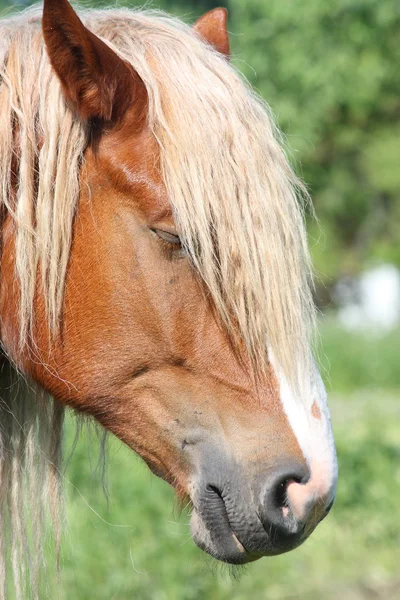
top-left (190, 509), bottom-right (261, 565)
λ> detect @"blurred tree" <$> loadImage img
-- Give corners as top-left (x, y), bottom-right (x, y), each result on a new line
top-left (228, 0), bottom-right (400, 300)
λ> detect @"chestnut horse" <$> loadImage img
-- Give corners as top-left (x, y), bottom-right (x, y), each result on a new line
top-left (0, 1), bottom-right (337, 597)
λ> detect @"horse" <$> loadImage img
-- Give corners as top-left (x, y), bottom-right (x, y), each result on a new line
top-left (0, 1), bottom-right (338, 597)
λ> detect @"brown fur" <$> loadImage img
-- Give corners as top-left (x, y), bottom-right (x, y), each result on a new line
top-left (42, 0), bottom-right (143, 122)
top-left (311, 400), bottom-right (322, 420)
top-left (194, 8), bottom-right (230, 57)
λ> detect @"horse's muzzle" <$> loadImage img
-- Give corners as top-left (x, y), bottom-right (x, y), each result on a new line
top-left (189, 456), bottom-right (335, 564)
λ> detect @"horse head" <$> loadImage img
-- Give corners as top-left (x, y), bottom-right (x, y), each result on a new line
top-left (0, 0), bottom-right (337, 565)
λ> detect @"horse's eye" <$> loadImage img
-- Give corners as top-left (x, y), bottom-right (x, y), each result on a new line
top-left (152, 228), bottom-right (182, 247)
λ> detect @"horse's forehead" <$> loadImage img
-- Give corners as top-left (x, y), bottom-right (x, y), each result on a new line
top-left (95, 119), bottom-right (173, 223)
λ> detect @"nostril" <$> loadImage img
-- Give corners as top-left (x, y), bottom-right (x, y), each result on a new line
top-left (274, 476), bottom-right (303, 519)
top-left (261, 463), bottom-right (310, 530)
top-left (273, 474), bottom-right (304, 512)
top-left (274, 479), bottom-right (291, 519)
top-left (274, 478), bottom-right (290, 512)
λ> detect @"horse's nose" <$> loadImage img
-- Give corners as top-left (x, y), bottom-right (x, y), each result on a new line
top-left (261, 462), bottom-right (334, 533)
top-left (261, 462), bottom-right (310, 530)
top-left (285, 462), bottom-right (336, 522)
top-left (190, 457), bottom-right (336, 564)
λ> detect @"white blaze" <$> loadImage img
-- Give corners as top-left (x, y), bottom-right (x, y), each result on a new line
top-left (268, 349), bottom-right (338, 514)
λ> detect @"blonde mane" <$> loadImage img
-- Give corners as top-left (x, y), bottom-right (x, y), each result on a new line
top-left (0, 4), bottom-right (316, 597)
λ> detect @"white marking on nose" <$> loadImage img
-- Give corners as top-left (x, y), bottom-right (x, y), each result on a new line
top-left (268, 349), bottom-right (338, 517)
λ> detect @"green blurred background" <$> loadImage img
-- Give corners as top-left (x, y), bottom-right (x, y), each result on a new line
top-left (2, 0), bottom-right (400, 598)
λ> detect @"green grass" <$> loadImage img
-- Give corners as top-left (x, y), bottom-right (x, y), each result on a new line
top-left (41, 323), bottom-right (400, 600)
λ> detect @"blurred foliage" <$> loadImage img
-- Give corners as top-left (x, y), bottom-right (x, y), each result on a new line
top-left (229, 0), bottom-right (400, 295)
top-left (1, 0), bottom-right (399, 297)
top-left (318, 319), bottom-right (400, 391)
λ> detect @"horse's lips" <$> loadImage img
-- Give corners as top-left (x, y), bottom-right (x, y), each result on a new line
top-left (189, 506), bottom-right (261, 565)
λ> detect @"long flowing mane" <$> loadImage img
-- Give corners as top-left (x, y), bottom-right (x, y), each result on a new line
top-left (0, 5), bottom-right (316, 597)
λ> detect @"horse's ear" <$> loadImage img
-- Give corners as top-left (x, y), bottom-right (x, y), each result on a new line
top-left (42, 0), bottom-right (147, 123)
top-left (193, 8), bottom-right (230, 58)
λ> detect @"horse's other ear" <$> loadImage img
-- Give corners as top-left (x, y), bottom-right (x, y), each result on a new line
top-left (194, 8), bottom-right (230, 58)
top-left (42, 0), bottom-right (147, 123)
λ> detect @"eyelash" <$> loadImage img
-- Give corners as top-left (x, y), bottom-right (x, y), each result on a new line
top-left (151, 228), bottom-right (185, 258)
top-left (153, 229), bottom-right (181, 246)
